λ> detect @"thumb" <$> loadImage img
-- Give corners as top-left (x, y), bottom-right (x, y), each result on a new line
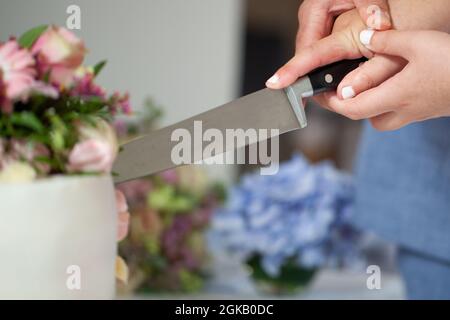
top-left (359, 29), bottom-right (415, 59)
top-left (354, 0), bottom-right (391, 30)
top-left (266, 32), bottom-right (356, 89)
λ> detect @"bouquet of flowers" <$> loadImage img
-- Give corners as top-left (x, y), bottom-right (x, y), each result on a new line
top-left (0, 25), bottom-right (130, 181)
top-left (116, 105), bottom-right (225, 294)
top-left (211, 154), bottom-right (361, 294)
top-left (0, 25), bottom-right (131, 299)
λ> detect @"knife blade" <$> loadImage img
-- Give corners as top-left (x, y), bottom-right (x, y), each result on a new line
top-left (113, 58), bottom-right (366, 184)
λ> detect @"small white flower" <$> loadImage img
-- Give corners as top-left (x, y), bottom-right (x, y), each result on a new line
top-left (0, 161), bottom-right (36, 183)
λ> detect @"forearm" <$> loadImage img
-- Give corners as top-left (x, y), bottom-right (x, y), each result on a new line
top-left (389, 0), bottom-right (450, 32)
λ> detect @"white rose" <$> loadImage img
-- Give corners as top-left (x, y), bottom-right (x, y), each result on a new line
top-left (0, 161), bottom-right (36, 183)
top-left (79, 119), bottom-right (118, 156)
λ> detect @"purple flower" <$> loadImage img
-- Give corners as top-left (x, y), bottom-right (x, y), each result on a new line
top-left (110, 91), bottom-right (132, 115)
top-left (113, 119), bottom-right (128, 138)
top-left (71, 73), bottom-right (106, 98)
top-left (160, 169), bottom-right (178, 184)
top-left (116, 179), bottom-right (153, 206)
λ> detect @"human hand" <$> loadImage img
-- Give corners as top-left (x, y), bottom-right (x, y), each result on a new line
top-left (268, 9), bottom-right (404, 110)
top-left (266, 0), bottom-right (391, 89)
top-left (316, 10), bottom-right (406, 110)
top-left (115, 189), bottom-right (130, 242)
top-left (115, 189), bottom-right (130, 283)
top-left (327, 29), bottom-right (450, 131)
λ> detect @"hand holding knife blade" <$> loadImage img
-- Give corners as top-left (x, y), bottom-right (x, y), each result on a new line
top-left (113, 58), bottom-right (366, 184)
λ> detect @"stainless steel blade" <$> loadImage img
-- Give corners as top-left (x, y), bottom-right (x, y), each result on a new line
top-left (113, 80), bottom-right (311, 184)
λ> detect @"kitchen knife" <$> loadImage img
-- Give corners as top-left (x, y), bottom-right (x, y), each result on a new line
top-left (113, 58), bottom-right (366, 184)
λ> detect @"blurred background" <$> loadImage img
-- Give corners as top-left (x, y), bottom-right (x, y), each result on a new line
top-left (0, 0), bottom-right (403, 299)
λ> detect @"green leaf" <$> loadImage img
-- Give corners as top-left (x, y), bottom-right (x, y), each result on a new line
top-left (18, 25), bottom-right (48, 48)
top-left (49, 114), bottom-right (68, 135)
top-left (147, 185), bottom-right (197, 213)
top-left (10, 112), bottom-right (45, 133)
top-left (48, 113), bottom-right (72, 152)
top-left (170, 195), bottom-right (195, 212)
top-left (148, 185), bottom-right (175, 210)
top-left (93, 60), bottom-right (107, 77)
top-left (50, 130), bottom-right (65, 151)
top-left (42, 70), bottom-right (51, 83)
top-left (34, 156), bottom-right (55, 166)
top-left (246, 255), bottom-right (316, 292)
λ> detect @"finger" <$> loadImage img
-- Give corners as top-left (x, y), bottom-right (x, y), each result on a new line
top-left (354, 0), bottom-right (392, 30)
top-left (296, 0), bottom-right (334, 51)
top-left (296, 16), bottom-right (334, 53)
top-left (337, 54), bottom-right (406, 99)
top-left (370, 112), bottom-right (407, 131)
top-left (117, 211), bottom-right (130, 241)
top-left (359, 29), bottom-right (416, 59)
top-left (327, 75), bottom-right (402, 119)
top-left (115, 189), bottom-right (128, 213)
top-left (328, 1), bottom-right (356, 14)
top-left (115, 256), bottom-right (129, 283)
top-left (267, 32), bottom-right (358, 89)
top-left (312, 91), bottom-right (337, 111)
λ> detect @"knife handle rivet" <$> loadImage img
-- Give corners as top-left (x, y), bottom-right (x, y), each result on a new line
top-left (325, 74), bottom-right (334, 84)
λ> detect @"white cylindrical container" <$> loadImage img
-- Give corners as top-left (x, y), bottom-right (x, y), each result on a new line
top-left (0, 175), bottom-right (117, 299)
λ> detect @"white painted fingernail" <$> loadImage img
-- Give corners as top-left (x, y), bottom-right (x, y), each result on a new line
top-left (341, 86), bottom-right (356, 100)
top-left (360, 29), bottom-right (375, 47)
top-left (266, 74), bottom-right (280, 86)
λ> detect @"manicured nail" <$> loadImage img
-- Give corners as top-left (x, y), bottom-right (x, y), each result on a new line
top-left (266, 74), bottom-right (280, 87)
top-left (341, 86), bottom-right (356, 100)
top-left (367, 11), bottom-right (391, 30)
top-left (360, 29), bottom-right (375, 48)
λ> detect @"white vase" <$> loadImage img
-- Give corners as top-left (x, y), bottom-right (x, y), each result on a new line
top-left (0, 175), bottom-right (117, 299)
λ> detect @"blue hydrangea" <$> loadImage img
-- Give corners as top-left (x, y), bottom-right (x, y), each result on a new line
top-left (211, 154), bottom-right (361, 276)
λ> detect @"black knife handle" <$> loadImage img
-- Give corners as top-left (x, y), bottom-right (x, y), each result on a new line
top-left (309, 58), bottom-right (367, 95)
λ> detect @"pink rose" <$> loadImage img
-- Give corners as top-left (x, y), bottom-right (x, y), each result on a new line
top-left (0, 40), bottom-right (36, 112)
top-left (32, 26), bottom-right (86, 87)
top-left (0, 78), bottom-right (12, 113)
top-left (0, 39), bottom-right (59, 113)
top-left (67, 138), bottom-right (115, 173)
top-left (67, 119), bottom-right (118, 174)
